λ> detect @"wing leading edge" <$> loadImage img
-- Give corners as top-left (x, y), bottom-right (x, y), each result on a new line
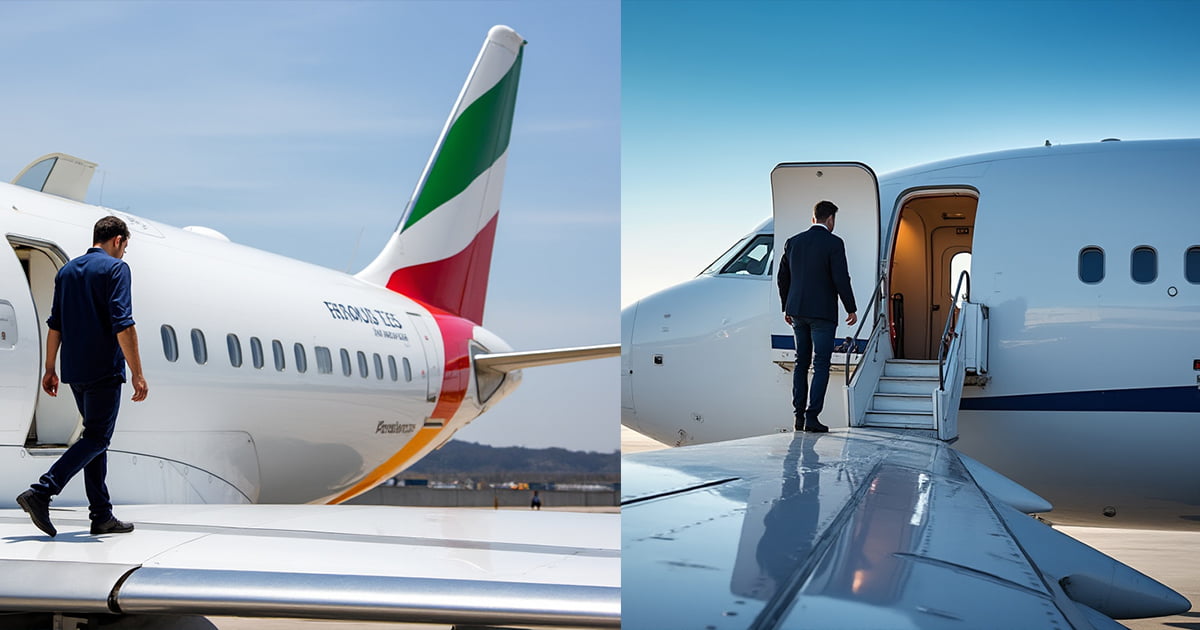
top-left (0, 504), bottom-right (619, 628)
top-left (622, 430), bottom-right (1188, 629)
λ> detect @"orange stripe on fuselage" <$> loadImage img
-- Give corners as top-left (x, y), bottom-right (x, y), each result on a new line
top-left (327, 426), bottom-right (444, 504)
top-left (326, 307), bottom-right (477, 505)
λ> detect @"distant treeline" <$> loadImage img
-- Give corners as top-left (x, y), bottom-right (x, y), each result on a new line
top-left (399, 440), bottom-right (619, 483)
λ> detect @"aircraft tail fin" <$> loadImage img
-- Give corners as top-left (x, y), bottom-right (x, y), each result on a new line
top-left (356, 25), bottom-right (525, 325)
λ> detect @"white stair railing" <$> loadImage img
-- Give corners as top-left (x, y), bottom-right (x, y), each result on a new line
top-left (933, 272), bottom-right (973, 441)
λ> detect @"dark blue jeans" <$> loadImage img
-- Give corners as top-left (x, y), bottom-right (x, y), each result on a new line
top-left (791, 317), bottom-right (837, 426)
top-left (31, 376), bottom-right (121, 522)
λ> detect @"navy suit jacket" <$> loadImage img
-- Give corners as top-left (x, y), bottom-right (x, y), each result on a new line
top-left (777, 225), bottom-right (857, 322)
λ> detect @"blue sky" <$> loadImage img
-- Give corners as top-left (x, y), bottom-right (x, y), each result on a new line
top-left (0, 1), bottom-right (620, 452)
top-left (622, 0), bottom-right (1200, 305)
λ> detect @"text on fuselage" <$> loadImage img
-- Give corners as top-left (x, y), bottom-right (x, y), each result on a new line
top-left (377, 421), bottom-right (417, 434)
top-left (324, 301), bottom-right (405, 330)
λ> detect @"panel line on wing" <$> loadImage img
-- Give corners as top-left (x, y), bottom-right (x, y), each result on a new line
top-left (891, 553), bottom-right (1052, 599)
top-left (18, 515), bottom-right (619, 559)
top-left (620, 477), bottom-right (741, 507)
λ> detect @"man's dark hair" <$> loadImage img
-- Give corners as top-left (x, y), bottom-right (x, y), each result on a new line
top-left (93, 216), bottom-right (130, 245)
top-left (814, 200), bottom-right (839, 222)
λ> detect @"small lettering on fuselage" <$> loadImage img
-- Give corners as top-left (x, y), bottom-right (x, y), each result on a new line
top-left (323, 301), bottom-right (409, 341)
top-left (376, 421), bottom-right (417, 435)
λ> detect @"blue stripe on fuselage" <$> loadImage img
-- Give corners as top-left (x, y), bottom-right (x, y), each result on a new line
top-left (961, 386), bottom-right (1199, 413)
top-left (771, 335), bottom-right (868, 353)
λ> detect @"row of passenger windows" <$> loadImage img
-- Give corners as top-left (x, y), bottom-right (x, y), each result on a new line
top-left (707, 235), bottom-right (1200, 286)
top-left (160, 325), bottom-right (414, 382)
top-left (1079, 246), bottom-right (1200, 285)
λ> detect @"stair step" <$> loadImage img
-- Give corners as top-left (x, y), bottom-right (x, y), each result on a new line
top-left (871, 392), bottom-right (933, 412)
top-left (878, 376), bottom-right (940, 394)
top-left (863, 410), bottom-right (937, 429)
top-left (883, 360), bottom-right (940, 377)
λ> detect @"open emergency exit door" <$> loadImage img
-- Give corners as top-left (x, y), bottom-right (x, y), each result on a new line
top-left (770, 163), bottom-right (881, 427)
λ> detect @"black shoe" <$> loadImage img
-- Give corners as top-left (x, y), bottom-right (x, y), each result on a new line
top-left (91, 517), bottom-right (135, 535)
top-left (802, 420), bottom-right (829, 433)
top-left (16, 490), bottom-right (56, 537)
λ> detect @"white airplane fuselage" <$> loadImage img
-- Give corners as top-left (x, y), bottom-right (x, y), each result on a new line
top-left (0, 182), bottom-right (516, 506)
top-left (622, 139), bottom-right (1200, 530)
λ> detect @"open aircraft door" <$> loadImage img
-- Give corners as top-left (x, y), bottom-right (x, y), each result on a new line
top-left (770, 163), bottom-right (881, 372)
top-left (0, 245), bottom-right (40, 444)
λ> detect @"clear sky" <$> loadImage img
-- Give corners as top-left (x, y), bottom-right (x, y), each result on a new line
top-left (622, 0), bottom-right (1200, 306)
top-left (0, 1), bottom-right (619, 453)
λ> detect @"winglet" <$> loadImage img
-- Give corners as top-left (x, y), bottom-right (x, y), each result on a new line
top-left (356, 26), bottom-right (525, 325)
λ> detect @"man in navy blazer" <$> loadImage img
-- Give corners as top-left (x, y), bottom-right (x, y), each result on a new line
top-left (777, 200), bottom-right (857, 432)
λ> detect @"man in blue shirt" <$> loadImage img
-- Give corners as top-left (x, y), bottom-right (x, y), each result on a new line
top-left (16, 216), bottom-right (149, 537)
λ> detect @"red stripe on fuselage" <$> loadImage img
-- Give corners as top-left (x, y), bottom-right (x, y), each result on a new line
top-left (427, 308), bottom-right (475, 421)
top-left (385, 214), bottom-right (498, 325)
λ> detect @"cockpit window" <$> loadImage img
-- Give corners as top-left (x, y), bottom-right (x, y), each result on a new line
top-left (700, 235), bottom-right (753, 275)
top-left (717, 234), bottom-right (774, 276)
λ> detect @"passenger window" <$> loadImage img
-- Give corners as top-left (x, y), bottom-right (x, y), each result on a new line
top-left (161, 325), bottom-right (178, 362)
top-left (388, 355), bottom-right (398, 381)
top-left (294, 343), bottom-right (308, 373)
top-left (250, 337), bottom-right (264, 369)
top-left (190, 328), bottom-right (207, 365)
top-left (272, 339), bottom-right (286, 371)
top-left (357, 351), bottom-right (369, 378)
top-left (719, 234), bottom-right (774, 276)
top-left (315, 346), bottom-right (332, 374)
top-left (227, 334), bottom-right (242, 367)
top-left (373, 353), bottom-right (384, 380)
top-left (1079, 247), bottom-right (1104, 284)
top-left (1186, 247), bottom-right (1200, 284)
top-left (340, 349), bottom-right (351, 376)
top-left (1131, 246), bottom-right (1156, 284)
top-left (949, 252), bottom-right (972, 304)
top-left (403, 357), bottom-right (413, 382)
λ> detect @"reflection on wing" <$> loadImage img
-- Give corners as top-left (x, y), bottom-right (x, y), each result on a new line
top-left (0, 504), bottom-right (619, 628)
top-left (622, 430), bottom-right (1188, 629)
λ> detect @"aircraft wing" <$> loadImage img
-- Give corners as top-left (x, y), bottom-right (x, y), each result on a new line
top-left (0, 504), bottom-right (619, 627)
top-left (622, 430), bottom-right (1189, 629)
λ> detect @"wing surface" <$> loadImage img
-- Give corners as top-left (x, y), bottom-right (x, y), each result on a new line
top-left (0, 504), bottom-right (619, 628)
top-left (622, 430), bottom-right (1188, 629)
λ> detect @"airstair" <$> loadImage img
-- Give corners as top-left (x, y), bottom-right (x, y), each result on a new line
top-left (844, 272), bottom-right (987, 441)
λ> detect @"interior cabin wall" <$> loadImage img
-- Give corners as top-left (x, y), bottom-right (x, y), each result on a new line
top-left (888, 194), bottom-right (978, 360)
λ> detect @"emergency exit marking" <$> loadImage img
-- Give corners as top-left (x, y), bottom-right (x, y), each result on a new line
top-left (1193, 359), bottom-right (1200, 370)
top-left (956, 227), bottom-right (971, 235)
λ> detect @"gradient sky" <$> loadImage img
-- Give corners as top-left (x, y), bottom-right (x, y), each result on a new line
top-left (0, 1), bottom-right (619, 452)
top-left (623, 0), bottom-right (1200, 306)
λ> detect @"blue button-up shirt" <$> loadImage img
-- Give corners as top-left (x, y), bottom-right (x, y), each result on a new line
top-left (46, 247), bottom-right (136, 384)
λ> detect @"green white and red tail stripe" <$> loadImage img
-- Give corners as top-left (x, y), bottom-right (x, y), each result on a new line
top-left (356, 25), bottom-right (525, 326)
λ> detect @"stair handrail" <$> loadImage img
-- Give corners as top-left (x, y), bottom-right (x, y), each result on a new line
top-left (844, 273), bottom-right (887, 386)
top-left (937, 270), bottom-right (971, 389)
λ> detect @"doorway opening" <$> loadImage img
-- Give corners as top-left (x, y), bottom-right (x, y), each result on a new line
top-left (887, 190), bottom-right (978, 360)
top-left (9, 238), bottom-right (80, 447)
